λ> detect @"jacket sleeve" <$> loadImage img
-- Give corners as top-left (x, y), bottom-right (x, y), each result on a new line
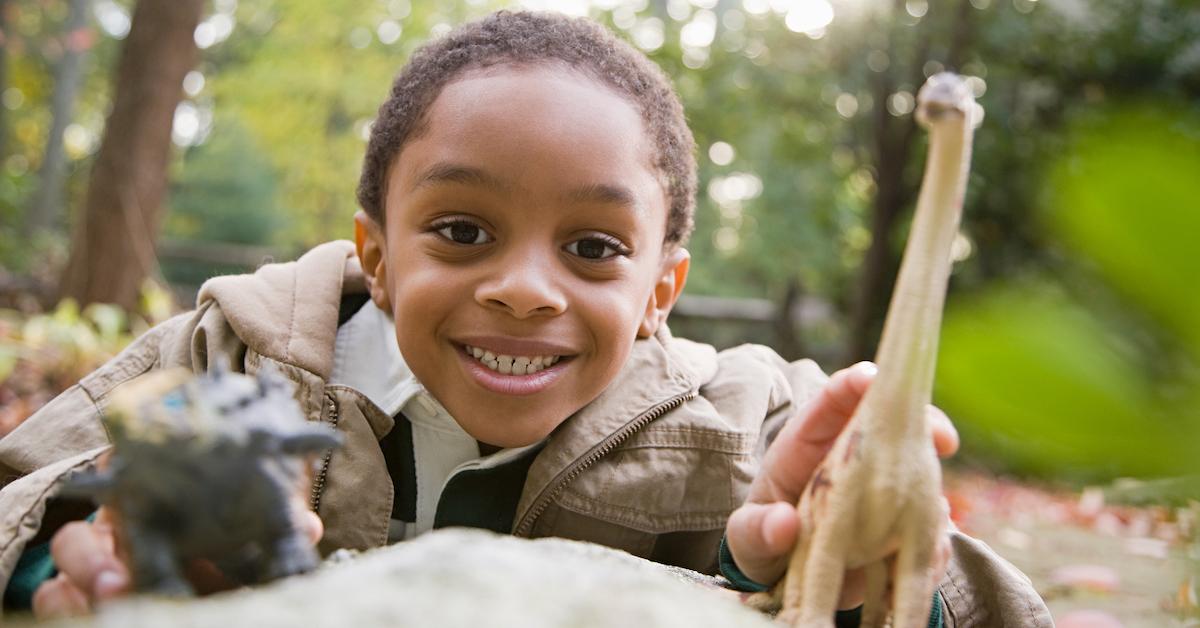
top-left (938, 530), bottom-right (1053, 627)
top-left (754, 357), bottom-right (830, 459)
top-left (0, 312), bottom-right (195, 613)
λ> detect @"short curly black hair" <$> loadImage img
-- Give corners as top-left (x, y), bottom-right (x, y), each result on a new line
top-left (356, 10), bottom-right (696, 246)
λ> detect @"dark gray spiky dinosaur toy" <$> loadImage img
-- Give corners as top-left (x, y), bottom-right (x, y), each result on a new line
top-left (67, 363), bottom-right (342, 596)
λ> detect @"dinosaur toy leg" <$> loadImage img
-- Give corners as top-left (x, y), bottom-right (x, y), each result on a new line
top-left (125, 524), bottom-right (192, 596)
top-left (860, 559), bottom-right (889, 628)
top-left (890, 507), bottom-right (942, 628)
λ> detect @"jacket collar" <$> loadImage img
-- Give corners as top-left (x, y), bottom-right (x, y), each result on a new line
top-left (196, 240), bottom-right (364, 380)
top-left (514, 326), bottom-right (719, 528)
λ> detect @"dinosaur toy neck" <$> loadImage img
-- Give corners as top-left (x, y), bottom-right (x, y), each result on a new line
top-left (859, 109), bottom-right (973, 447)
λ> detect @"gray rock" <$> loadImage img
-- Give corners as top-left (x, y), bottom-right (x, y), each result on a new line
top-left (45, 529), bottom-right (774, 628)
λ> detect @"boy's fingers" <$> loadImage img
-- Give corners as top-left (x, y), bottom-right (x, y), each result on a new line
top-left (288, 495), bottom-right (324, 547)
top-left (297, 509), bottom-right (324, 546)
top-left (50, 521), bottom-right (128, 600)
top-left (32, 574), bottom-right (92, 619)
top-left (725, 502), bottom-right (798, 585)
top-left (927, 405), bottom-right (959, 458)
top-left (802, 362), bottom-right (876, 443)
top-left (752, 362), bottom-right (875, 503)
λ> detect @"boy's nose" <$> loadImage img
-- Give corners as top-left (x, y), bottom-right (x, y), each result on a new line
top-left (474, 252), bottom-right (567, 319)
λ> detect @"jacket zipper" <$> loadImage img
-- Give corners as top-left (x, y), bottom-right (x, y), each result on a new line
top-left (309, 391), bottom-right (340, 513)
top-left (512, 390), bottom-right (698, 537)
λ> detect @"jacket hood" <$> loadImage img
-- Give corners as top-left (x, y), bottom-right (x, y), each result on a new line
top-left (195, 240), bottom-right (365, 380)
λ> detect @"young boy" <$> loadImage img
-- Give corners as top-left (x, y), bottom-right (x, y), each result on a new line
top-left (0, 11), bottom-right (1050, 626)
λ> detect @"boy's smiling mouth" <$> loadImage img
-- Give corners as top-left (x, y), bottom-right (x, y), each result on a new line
top-left (464, 345), bottom-right (562, 375)
top-left (454, 336), bottom-right (576, 396)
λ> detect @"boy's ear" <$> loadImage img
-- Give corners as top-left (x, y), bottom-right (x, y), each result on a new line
top-left (354, 211), bottom-right (392, 312)
top-left (637, 247), bottom-right (690, 339)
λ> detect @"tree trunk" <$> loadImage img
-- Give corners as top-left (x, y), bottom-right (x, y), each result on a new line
top-left (25, 0), bottom-right (91, 237)
top-left (846, 0), bottom-right (971, 363)
top-left (846, 12), bottom-right (926, 363)
top-left (774, 277), bottom-right (805, 361)
top-left (0, 0), bottom-right (11, 160)
top-left (59, 0), bottom-right (204, 310)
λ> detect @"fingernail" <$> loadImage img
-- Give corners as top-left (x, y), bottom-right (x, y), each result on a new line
top-left (857, 362), bottom-right (878, 376)
top-left (94, 570), bottom-right (126, 599)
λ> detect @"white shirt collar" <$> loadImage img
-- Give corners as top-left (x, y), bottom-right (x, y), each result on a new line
top-left (329, 301), bottom-right (546, 542)
top-left (329, 301), bottom-right (435, 418)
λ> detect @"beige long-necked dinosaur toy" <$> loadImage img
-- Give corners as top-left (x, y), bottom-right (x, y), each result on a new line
top-left (748, 72), bottom-right (983, 628)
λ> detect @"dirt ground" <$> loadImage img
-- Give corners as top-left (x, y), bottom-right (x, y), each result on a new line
top-left (946, 471), bottom-right (1198, 627)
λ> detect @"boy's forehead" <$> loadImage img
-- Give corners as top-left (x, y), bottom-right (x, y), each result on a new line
top-left (428, 65), bottom-right (643, 146)
top-left (384, 65), bottom-right (670, 225)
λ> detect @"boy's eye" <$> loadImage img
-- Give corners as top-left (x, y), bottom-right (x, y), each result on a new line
top-left (435, 221), bottom-right (492, 245)
top-left (565, 236), bottom-right (627, 260)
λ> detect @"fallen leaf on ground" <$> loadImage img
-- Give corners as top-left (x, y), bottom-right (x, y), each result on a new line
top-left (1057, 609), bottom-right (1124, 628)
top-left (1049, 564), bottom-right (1120, 594)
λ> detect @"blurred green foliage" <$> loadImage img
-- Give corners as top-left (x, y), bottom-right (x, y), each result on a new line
top-left (0, 278), bottom-right (171, 387)
top-left (937, 104), bottom-right (1200, 482)
top-left (166, 118), bottom-right (282, 246)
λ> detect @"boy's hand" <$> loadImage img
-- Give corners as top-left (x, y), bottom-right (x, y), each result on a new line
top-left (725, 362), bottom-right (960, 605)
top-left (32, 499), bottom-right (323, 619)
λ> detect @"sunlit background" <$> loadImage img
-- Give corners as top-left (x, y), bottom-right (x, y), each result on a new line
top-left (0, 1), bottom-right (1197, 621)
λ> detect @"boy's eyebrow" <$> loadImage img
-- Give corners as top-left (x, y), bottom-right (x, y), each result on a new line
top-left (413, 163), bottom-right (510, 192)
top-left (413, 162), bottom-right (640, 210)
top-left (566, 182), bottom-right (639, 209)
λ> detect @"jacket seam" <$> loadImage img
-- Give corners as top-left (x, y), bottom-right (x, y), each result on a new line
top-left (620, 428), bottom-right (756, 454)
top-left (725, 454), bottom-right (736, 515)
top-left (1019, 572), bottom-right (1040, 627)
top-left (559, 489), bottom-right (732, 531)
top-left (627, 426), bottom-right (756, 442)
top-left (619, 440), bottom-right (754, 454)
top-left (285, 267), bottom-right (297, 364)
top-left (78, 333), bottom-right (166, 401)
top-left (556, 498), bottom-right (728, 534)
top-left (79, 384), bottom-right (112, 443)
top-left (948, 568), bottom-right (973, 625)
top-left (0, 451), bottom-right (105, 560)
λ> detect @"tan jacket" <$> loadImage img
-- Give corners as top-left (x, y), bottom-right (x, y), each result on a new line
top-left (0, 241), bottom-right (1051, 625)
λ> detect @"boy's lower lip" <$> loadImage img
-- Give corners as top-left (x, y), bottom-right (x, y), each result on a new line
top-left (456, 346), bottom-right (568, 396)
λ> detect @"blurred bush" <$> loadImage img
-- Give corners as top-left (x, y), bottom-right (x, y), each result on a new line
top-left (936, 103), bottom-right (1200, 482)
top-left (0, 282), bottom-right (175, 437)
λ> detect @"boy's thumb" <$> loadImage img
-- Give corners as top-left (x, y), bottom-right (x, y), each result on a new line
top-left (726, 501), bottom-right (799, 585)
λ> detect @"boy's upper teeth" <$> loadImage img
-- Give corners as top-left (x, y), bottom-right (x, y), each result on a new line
top-left (465, 345), bottom-right (561, 375)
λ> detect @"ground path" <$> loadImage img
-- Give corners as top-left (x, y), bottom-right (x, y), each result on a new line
top-left (945, 470), bottom-right (1197, 627)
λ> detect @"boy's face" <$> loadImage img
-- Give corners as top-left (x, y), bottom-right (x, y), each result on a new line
top-left (356, 65), bottom-right (689, 448)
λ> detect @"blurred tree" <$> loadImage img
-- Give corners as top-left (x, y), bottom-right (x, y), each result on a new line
top-left (0, 0), bottom-right (10, 160)
top-left (159, 118), bottom-right (285, 288)
top-left (58, 0), bottom-right (203, 310)
top-left (846, 0), bottom-right (978, 363)
top-left (194, 0), bottom-right (505, 247)
top-left (0, 0), bottom-right (126, 288)
top-left (166, 119), bottom-right (282, 247)
top-left (24, 0), bottom-right (91, 238)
